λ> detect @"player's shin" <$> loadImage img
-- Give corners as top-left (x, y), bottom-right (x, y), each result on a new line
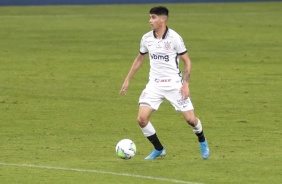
top-left (191, 118), bottom-right (206, 142)
top-left (141, 121), bottom-right (163, 151)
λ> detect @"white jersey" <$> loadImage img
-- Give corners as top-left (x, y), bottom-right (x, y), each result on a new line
top-left (140, 27), bottom-right (187, 83)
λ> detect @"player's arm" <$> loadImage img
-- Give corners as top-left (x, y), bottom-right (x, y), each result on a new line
top-left (179, 52), bottom-right (192, 99)
top-left (120, 53), bottom-right (146, 95)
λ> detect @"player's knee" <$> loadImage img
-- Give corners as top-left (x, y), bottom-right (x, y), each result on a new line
top-left (186, 117), bottom-right (197, 127)
top-left (137, 116), bottom-right (148, 128)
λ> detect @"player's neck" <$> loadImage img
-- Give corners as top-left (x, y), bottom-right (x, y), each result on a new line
top-left (154, 26), bottom-right (167, 39)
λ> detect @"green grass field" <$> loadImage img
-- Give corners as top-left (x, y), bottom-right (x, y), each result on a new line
top-left (0, 2), bottom-right (281, 184)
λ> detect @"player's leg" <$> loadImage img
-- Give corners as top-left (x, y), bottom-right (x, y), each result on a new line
top-left (166, 86), bottom-right (209, 159)
top-left (138, 84), bottom-right (166, 159)
top-left (137, 105), bottom-right (162, 150)
top-left (182, 110), bottom-right (205, 141)
top-left (137, 105), bottom-right (166, 159)
top-left (182, 110), bottom-right (210, 159)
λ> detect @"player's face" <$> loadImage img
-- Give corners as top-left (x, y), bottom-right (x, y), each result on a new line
top-left (149, 14), bottom-right (165, 31)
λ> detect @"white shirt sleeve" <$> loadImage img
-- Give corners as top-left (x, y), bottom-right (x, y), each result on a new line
top-left (174, 35), bottom-right (187, 55)
top-left (139, 36), bottom-right (148, 55)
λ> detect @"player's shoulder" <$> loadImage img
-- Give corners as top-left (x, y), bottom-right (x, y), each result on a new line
top-left (142, 30), bottom-right (154, 39)
top-left (167, 28), bottom-right (182, 39)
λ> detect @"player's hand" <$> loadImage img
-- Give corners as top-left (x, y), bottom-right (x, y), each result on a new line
top-left (180, 82), bottom-right (190, 99)
top-left (119, 80), bottom-right (129, 95)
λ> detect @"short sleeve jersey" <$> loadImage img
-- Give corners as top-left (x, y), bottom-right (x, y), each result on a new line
top-left (140, 27), bottom-right (187, 82)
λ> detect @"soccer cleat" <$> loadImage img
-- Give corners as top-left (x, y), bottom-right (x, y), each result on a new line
top-left (199, 140), bottom-right (210, 160)
top-left (145, 147), bottom-right (166, 160)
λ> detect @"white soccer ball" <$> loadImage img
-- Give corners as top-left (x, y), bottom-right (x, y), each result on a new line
top-left (116, 139), bottom-right (137, 159)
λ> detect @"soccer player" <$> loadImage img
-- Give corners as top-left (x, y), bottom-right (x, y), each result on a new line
top-left (120, 6), bottom-right (210, 160)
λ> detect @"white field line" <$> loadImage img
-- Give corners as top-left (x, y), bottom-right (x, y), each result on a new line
top-left (0, 162), bottom-right (204, 184)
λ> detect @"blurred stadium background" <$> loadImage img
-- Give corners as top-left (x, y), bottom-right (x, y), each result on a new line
top-left (0, 0), bottom-right (280, 6)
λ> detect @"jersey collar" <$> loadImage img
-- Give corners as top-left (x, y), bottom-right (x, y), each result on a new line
top-left (153, 26), bottom-right (168, 39)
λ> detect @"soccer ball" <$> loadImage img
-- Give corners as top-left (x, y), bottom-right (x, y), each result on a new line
top-left (115, 139), bottom-right (136, 159)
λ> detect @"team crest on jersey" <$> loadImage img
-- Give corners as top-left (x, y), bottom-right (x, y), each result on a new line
top-left (163, 41), bottom-right (171, 50)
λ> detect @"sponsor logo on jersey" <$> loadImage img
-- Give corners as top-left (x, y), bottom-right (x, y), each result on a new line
top-left (154, 79), bottom-right (171, 83)
top-left (160, 79), bottom-right (171, 82)
top-left (150, 54), bottom-right (169, 62)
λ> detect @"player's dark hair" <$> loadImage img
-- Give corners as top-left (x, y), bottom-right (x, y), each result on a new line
top-left (149, 6), bottom-right (169, 17)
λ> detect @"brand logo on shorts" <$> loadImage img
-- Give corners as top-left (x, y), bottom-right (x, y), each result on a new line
top-left (140, 91), bottom-right (148, 99)
top-left (150, 54), bottom-right (169, 62)
top-left (177, 99), bottom-right (189, 107)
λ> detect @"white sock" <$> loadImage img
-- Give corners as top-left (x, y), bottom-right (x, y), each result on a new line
top-left (141, 121), bottom-right (156, 137)
top-left (192, 118), bottom-right (203, 134)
